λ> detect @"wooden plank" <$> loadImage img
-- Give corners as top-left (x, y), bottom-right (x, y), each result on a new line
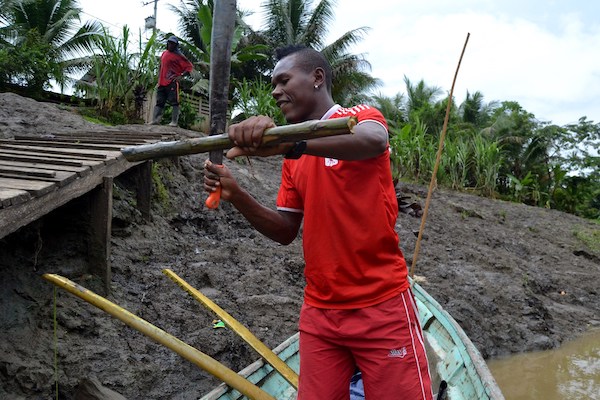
top-left (0, 152), bottom-right (105, 169)
top-left (0, 165), bottom-right (57, 178)
top-left (3, 142), bottom-right (127, 157)
top-left (0, 170), bottom-right (77, 187)
top-left (0, 160), bottom-right (91, 177)
top-left (53, 132), bottom-right (166, 141)
top-left (135, 161), bottom-right (152, 221)
top-left (0, 152), bottom-right (84, 166)
top-left (0, 177), bottom-right (57, 196)
top-left (88, 176), bottom-right (113, 293)
top-left (0, 158), bottom-right (141, 239)
top-left (6, 139), bottom-right (127, 151)
top-left (12, 135), bottom-right (155, 146)
top-left (0, 188), bottom-right (31, 208)
top-left (0, 145), bottom-right (110, 159)
top-left (54, 130), bottom-right (165, 138)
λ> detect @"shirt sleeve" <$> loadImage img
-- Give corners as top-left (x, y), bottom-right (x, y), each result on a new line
top-left (276, 160), bottom-right (303, 213)
top-left (356, 106), bottom-right (388, 131)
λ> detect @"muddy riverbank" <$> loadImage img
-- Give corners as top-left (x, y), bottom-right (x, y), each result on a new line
top-left (0, 93), bottom-right (598, 399)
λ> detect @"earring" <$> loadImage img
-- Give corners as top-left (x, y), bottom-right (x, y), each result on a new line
top-left (314, 85), bottom-right (319, 89)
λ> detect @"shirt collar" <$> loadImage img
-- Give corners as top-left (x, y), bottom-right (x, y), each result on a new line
top-left (321, 104), bottom-right (341, 120)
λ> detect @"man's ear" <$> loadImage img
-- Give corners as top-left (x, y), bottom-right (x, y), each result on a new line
top-left (313, 67), bottom-right (325, 88)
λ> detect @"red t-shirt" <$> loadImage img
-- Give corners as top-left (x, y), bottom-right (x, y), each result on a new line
top-left (158, 50), bottom-right (193, 87)
top-left (276, 105), bottom-right (409, 309)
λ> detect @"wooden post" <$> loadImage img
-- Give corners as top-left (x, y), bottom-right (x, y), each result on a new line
top-left (135, 161), bottom-right (152, 221)
top-left (88, 177), bottom-right (113, 293)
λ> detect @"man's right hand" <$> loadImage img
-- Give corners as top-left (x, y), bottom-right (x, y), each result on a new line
top-left (204, 160), bottom-right (239, 202)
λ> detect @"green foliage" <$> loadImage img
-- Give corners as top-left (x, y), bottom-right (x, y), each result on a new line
top-left (381, 76), bottom-right (599, 220)
top-left (258, 0), bottom-right (380, 103)
top-left (232, 78), bottom-right (285, 124)
top-left (389, 118), bottom-right (433, 182)
top-left (0, 29), bottom-right (59, 94)
top-left (443, 135), bottom-right (470, 190)
top-left (574, 224), bottom-right (600, 252)
top-left (471, 134), bottom-right (502, 197)
top-left (0, 0), bottom-right (102, 95)
top-left (75, 27), bottom-right (160, 123)
top-left (151, 162), bottom-right (171, 210)
top-left (169, 1), bottom-right (269, 96)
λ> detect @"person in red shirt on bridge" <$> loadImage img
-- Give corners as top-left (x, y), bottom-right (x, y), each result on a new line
top-left (150, 36), bottom-right (193, 127)
top-left (204, 45), bottom-right (433, 400)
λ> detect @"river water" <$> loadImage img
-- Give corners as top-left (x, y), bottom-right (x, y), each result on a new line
top-left (487, 329), bottom-right (600, 399)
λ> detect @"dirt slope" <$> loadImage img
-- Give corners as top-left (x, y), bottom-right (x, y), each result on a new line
top-left (0, 93), bottom-right (598, 399)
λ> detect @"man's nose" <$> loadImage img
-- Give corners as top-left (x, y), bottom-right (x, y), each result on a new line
top-left (271, 85), bottom-right (281, 98)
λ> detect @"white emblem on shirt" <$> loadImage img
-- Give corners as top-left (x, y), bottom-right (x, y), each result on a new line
top-left (325, 158), bottom-right (338, 167)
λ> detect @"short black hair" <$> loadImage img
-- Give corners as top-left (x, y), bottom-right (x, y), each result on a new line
top-left (275, 45), bottom-right (333, 93)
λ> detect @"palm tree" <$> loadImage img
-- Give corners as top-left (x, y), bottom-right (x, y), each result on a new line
top-left (168, 0), bottom-right (269, 93)
top-left (368, 92), bottom-right (406, 130)
top-left (459, 90), bottom-right (498, 129)
top-left (0, 0), bottom-right (101, 95)
top-left (260, 0), bottom-right (380, 103)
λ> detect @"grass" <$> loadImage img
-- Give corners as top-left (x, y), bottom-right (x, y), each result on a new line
top-left (81, 114), bottom-right (113, 126)
top-left (574, 223), bottom-right (600, 252)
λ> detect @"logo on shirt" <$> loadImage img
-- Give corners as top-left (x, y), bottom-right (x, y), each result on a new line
top-left (388, 347), bottom-right (408, 358)
top-left (325, 158), bottom-right (338, 167)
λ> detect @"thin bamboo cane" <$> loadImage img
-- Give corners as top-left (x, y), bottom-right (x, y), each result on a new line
top-left (410, 33), bottom-right (471, 280)
top-left (162, 269), bottom-right (299, 389)
top-left (121, 116), bottom-right (357, 162)
top-left (42, 273), bottom-right (275, 400)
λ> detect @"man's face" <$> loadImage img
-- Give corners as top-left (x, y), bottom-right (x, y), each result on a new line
top-left (167, 41), bottom-right (177, 51)
top-left (271, 55), bottom-right (316, 124)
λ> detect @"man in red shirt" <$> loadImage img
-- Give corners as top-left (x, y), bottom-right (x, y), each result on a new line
top-left (204, 45), bottom-right (433, 399)
top-left (150, 36), bottom-right (193, 127)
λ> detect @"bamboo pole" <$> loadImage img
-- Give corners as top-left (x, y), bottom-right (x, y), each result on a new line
top-left (410, 33), bottom-right (470, 280)
top-left (42, 274), bottom-right (275, 400)
top-left (121, 116), bottom-right (357, 162)
top-left (163, 269), bottom-right (299, 389)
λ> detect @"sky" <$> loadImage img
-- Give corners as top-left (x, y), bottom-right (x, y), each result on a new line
top-left (77, 0), bottom-right (600, 127)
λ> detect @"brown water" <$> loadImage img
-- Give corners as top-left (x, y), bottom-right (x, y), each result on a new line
top-left (487, 329), bottom-right (600, 399)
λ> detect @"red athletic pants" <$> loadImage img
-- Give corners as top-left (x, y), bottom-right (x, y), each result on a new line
top-left (297, 289), bottom-right (433, 400)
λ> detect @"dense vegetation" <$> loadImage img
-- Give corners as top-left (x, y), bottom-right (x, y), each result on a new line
top-left (1, 0), bottom-right (598, 219)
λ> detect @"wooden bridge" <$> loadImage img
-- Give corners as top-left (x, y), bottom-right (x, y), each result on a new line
top-left (0, 129), bottom-right (175, 290)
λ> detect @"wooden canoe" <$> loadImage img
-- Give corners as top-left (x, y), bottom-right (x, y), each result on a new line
top-left (201, 281), bottom-right (504, 400)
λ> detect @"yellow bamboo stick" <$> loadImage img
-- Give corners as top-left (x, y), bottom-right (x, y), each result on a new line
top-left (162, 269), bottom-right (299, 389)
top-left (42, 273), bottom-right (275, 400)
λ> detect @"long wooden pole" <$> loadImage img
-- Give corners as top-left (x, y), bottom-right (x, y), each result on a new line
top-left (42, 274), bottom-right (275, 400)
top-left (163, 269), bottom-right (299, 389)
top-left (205, 0), bottom-right (237, 209)
top-left (410, 33), bottom-right (470, 279)
top-left (120, 116), bottom-right (356, 162)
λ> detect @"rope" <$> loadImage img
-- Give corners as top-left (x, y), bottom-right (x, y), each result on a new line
top-left (410, 33), bottom-right (471, 280)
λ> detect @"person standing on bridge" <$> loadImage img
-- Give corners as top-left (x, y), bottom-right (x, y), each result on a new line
top-left (204, 45), bottom-right (433, 400)
top-left (150, 35), bottom-right (193, 127)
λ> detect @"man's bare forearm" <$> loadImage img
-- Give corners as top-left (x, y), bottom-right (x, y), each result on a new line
top-left (228, 188), bottom-right (301, 245)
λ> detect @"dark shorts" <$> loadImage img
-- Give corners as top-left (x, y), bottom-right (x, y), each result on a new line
top-left (156, 81), bottom-right (179, 107)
